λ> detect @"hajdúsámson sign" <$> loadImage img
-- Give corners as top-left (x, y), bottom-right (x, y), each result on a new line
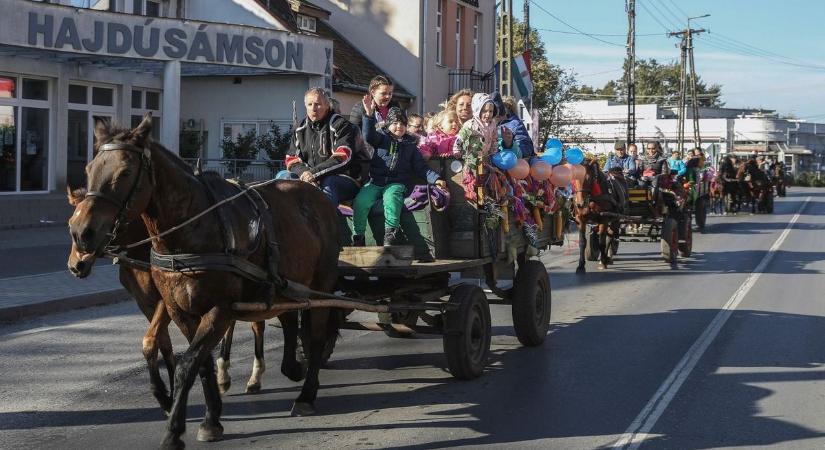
top-left (0, 0), bottom-right (332, 76)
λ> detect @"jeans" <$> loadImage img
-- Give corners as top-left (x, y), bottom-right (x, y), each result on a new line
top-left (352, 182), bottom-right (406, 235)
top-left (274, 170), bottom-right (359, 206)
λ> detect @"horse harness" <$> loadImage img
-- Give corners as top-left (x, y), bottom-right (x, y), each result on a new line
top-left (95, 142), bottom-right (287, 301)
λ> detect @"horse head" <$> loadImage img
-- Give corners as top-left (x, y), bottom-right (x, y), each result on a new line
top-left (67, 113), bottom-right (155, 277)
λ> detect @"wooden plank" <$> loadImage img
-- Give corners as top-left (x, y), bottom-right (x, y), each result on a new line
top-left (338, 246), bottom-right (414, 267)
top-left (338, 258), bottom-right (492, 278)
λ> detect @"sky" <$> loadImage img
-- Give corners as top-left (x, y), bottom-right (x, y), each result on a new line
top-left (514, 0), bottom-right (825, 120)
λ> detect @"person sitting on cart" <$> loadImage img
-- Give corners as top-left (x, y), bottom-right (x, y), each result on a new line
top-left (282, 87), bottom-right (364, 206)
top-left (638, 141), bottom-right (671, 187)
top-left (353, 100), bottom-right (447, 246)
top-left (604, 140), bottom-right (637, 184)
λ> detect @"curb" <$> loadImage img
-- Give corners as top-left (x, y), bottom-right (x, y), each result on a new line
top-left (0, 288), bottom-right (131, 322)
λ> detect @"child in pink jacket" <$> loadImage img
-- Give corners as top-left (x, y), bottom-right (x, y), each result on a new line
top-left (418, 110), bottom-right (461, 160)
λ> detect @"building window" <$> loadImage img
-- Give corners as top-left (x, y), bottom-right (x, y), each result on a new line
top-left (220, 120), bottom-right (291, 160)
top-left (435, 0), bottom-right (443, 65)
top-left (473, 12), bottom-right (480, 70)
top-left (92, 87), bottom-right (114, 107)
top-left (297, 14), bottom-right (317, 32)
top-left (455, 5), bottom-right (463, 68)
top-left (133, 0), bottom-right (160, 17)
top-left (0, 75), bottom-right (51, 193)
top-left (65, 82), bottom-right (118, 188)
top-left (70, 0), bottom-right (115, 11)
top-left (131, 88), bottom-right (162, 141)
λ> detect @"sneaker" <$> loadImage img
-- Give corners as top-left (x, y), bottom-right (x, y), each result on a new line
top-left (352, 234), bottom-right (366, 247)
top-left (383, 227), bottom-right (400, 247)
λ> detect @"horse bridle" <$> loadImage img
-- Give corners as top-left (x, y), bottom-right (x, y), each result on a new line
top-left (84, 142), bottom-right (151, 250)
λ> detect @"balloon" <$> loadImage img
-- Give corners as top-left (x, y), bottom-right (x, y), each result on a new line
top-left (566, 147), bottom-right (585, 165)
top-left (571, 164), bottom-right (586, 181)
top-left (508, 159), bottom-right (530, 179)
top-left (545, 138), bottom-right (563, 152)
top-left (541, 147), bottom-right (563, 165)
top-left (530, 161), bottom-right (553, 181)
top-left (492, 150), bottom-right (518, 170)
top-left (550, 164), bottom-right (572, 186)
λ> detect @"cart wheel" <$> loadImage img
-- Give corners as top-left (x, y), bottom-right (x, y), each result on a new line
top-left (694, 197), bottom-right (707, 232)
top-left (511, 260), bottom-right (552, 347)
top-left (661, 218), bottom-right (678, 263)
top-left (678, 214), bottom-right (693, 257)
top-left (585, 229), bottom-right (600, 261)
top-left (443, 285), bottom-right (491, 380)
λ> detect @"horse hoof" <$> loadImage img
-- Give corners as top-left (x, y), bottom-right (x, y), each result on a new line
top-left (291, 401), bottom-right (316, 417)
top-left (196, 423), bottom-right (224, 442)
top-left (160, 434), bottom-right (186, 450)
top-left (218, 381), bottom-right (230, 396)
top-left (575, 267), bottom-right (586, 275)
top-left (245, 382), bottom-right (261, 394)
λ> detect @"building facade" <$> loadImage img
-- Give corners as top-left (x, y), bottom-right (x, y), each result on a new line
top-left (310, 0), bottom-right (497, 113)
top-left (0, 0), bottom-right (332, 227)
top-left (561, 100), bottom-right (825, 175)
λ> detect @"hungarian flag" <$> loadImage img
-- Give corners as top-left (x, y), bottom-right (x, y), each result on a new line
top-left (512, 52), bottom-right (533, 98)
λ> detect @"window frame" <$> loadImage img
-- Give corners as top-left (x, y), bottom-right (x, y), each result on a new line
top-left (473, 12), bottom-right (480, 70)
top-left (455, 4), bottom-right (463, 69)
top-left (131, 87), bottom-right (162, 141)
top-left (435, 0), bottom-right (443, 65)
top-left (297, 14), bottom-right (317, 32)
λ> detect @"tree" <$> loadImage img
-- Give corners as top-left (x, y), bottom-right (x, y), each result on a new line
top-left (256, 122), bottom-right (292, 171)
top-left (572, 58), bottom-right (724, 107)
top-left (221, 129), bottom-right (258, 177)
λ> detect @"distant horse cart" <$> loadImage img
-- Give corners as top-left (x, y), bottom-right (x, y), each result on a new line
top-left (66, 115), bottom-right (562, 449)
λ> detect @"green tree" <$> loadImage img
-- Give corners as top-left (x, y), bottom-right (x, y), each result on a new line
top-left (221, 129), bottom-right (258, 177)
top-left (256, 122), bottom-right (292, 170)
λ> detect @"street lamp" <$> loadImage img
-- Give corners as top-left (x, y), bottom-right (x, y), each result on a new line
top-left (688, 14), bottom-right (710, 28)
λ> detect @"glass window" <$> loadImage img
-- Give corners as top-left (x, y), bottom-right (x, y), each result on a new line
top-left (69, 84), bottom-right (88, 104)
top-left (0, 76), bottom-right (15, 99)
top-left (146, 0), bottom-right (160, 17)
top-left (132, 0), bottom-right (142, 14)
top-left (20, 107), bottom-right (49, 191)
top-left (435, 0), bottom-right (443, 65)
top-left (131, 89), bottom-right (142, 109)
top-left (145, 91), bottom-right (160, 110)
top-left (131, 115), bottom-right (160, 141)
top-left (22, 78), bottom-right (48, 101)
top-left (92, 87), bottom-right (114, 106)
top-left (67, 110), bottom-right (89, 188)
top-left (0, 106), bottom-right (16, 192)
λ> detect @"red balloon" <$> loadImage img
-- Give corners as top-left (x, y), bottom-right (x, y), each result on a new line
top-left (508, 159), bottom-right (530, 179)
top-left (530, 161), bottom-right (553, 180)
top-left (550, 164), bottom-right (572, 186)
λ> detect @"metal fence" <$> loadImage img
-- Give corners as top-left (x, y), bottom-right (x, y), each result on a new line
top-left (182, 158), bottom-right (285, 182)
top-left (448, 69), bottom-right (495, 97)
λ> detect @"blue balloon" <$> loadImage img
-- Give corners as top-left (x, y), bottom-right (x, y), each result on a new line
top-left (541, 147), bottom-right (563, 165)
top-left (545, 138), bottom-right (563, 152)
top-left (492, 150), bottom-right (518, 170)
top-left (566, 147), bottom-right (585, 165)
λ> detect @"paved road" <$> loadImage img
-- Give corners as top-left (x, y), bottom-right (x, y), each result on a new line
top-left (0, 227), bottom-right (106, 278)
top-left (1, 189), bottom-right (824, 450)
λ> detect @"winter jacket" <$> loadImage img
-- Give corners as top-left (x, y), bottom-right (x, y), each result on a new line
top-left (362, 115), bottom-right (440, 187)
top-left (349, 99), bottom-right (402, 130)
top-left (604, 154), bottom-right (637, 174)
top-left (286, 111), bottom-right (362, 180)
top-left (419, 129), bottom-right (459, 159)
top-left (667, 157), bottom-right (687, 176)
top-left (499, 113), bottom-right (535, 158)
top-left (639, 155), bottom-right (669, 176)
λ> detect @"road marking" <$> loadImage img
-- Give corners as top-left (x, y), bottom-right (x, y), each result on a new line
top-left (612, 196), bottom-right (811, 450)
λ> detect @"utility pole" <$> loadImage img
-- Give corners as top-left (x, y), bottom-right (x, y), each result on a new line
top-left (670, 26), bottom-right (706, 156)
top-left (498, 0), bottom-right (513, 96)
top-left (523, 0), bottom-right (531, 109)
top-left (625, 0), bottom-right (636, 148)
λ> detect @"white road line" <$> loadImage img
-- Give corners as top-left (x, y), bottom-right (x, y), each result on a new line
top-left (612, 196), bottom-right (812, 450)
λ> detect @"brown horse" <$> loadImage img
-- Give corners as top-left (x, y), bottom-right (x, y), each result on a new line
top-left (573, 159), bottom-right (627, 273)
top-left (67, 115), bottom-right (341, 449)
top-left (737, 160), bottom-right (771, 213)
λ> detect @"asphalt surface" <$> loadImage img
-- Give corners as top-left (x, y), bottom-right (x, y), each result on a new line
top-left (1, 188), bottom-right (824, 450)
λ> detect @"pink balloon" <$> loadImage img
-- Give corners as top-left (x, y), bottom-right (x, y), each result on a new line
top-left (550, 164), bottom-right (572, 186)
top-left (530, 161), bottom-right (553, 181)
top-left (571, 164), bottom-right (586, 181)
top-left (508, 159), bottom-right (530, 179)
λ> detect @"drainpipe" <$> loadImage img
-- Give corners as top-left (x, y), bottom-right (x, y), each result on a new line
top-left (420, 0), bottom-right (428, 114)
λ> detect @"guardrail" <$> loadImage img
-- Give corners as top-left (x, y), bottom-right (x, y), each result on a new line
top-left (182, 158), bottom-right (285, 182)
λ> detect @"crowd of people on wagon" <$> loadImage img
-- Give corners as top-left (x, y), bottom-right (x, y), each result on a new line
top-left (281, 75), bottom-right (535, 246)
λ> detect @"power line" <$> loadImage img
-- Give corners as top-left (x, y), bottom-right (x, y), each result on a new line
top-left (642, 0), bottom-right (681, 30)
top-left (535, 27), bottom-right (664, 37)
top-left (653, 0), bottom-right (684, 27)
top-left (528, 0), bottom-right (626, 47)
top-left (697, 35), bottom-right (825, 71)
top-left (665, 0), bottom-right (689, 19)
top-left (577, 68), bottom-right (624, 78)
top-left (637, 0), bottom-right (673, 33)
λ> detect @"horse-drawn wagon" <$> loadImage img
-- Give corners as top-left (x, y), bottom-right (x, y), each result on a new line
top-left (332, 157), bottom-right (565, 379)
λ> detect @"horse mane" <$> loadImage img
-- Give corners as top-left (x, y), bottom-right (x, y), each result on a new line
top-left (97, 122), bottom-right (196, 176)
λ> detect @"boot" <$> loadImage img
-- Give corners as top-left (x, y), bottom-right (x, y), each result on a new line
top-left (383, 227), bottom-right (400, 247)
top-left (352, 234), bottom-right (366, 247)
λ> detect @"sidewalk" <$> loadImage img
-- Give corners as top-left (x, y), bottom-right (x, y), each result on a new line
top-left (0, 226), bottom-right (130, 321)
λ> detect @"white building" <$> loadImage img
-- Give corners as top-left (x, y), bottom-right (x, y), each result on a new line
top-left (561, 100), bottom-right (825, 174)
top-left (0, 0), bottom-right (336, 227)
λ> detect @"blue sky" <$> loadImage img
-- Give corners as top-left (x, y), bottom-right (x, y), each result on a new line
top-left (514, 0), bottom-right (825, 119)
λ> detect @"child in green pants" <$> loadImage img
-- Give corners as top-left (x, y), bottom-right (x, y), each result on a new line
top-left (354, 99), bottom-right (445, 246)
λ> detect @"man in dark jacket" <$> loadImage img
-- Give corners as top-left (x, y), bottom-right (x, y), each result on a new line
top-left (285, 87), bottom-right (363, 206)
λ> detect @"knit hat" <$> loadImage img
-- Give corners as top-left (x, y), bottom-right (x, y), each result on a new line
top-left (385, 107), bottom-right (407, 126)
top-left (471, 93), bottom-right (494, 122)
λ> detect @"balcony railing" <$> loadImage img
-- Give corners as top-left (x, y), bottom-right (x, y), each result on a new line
top-left (182, 158), bottom-right (285, 182)
top-left (448, 69), bottom-right (494, 97)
